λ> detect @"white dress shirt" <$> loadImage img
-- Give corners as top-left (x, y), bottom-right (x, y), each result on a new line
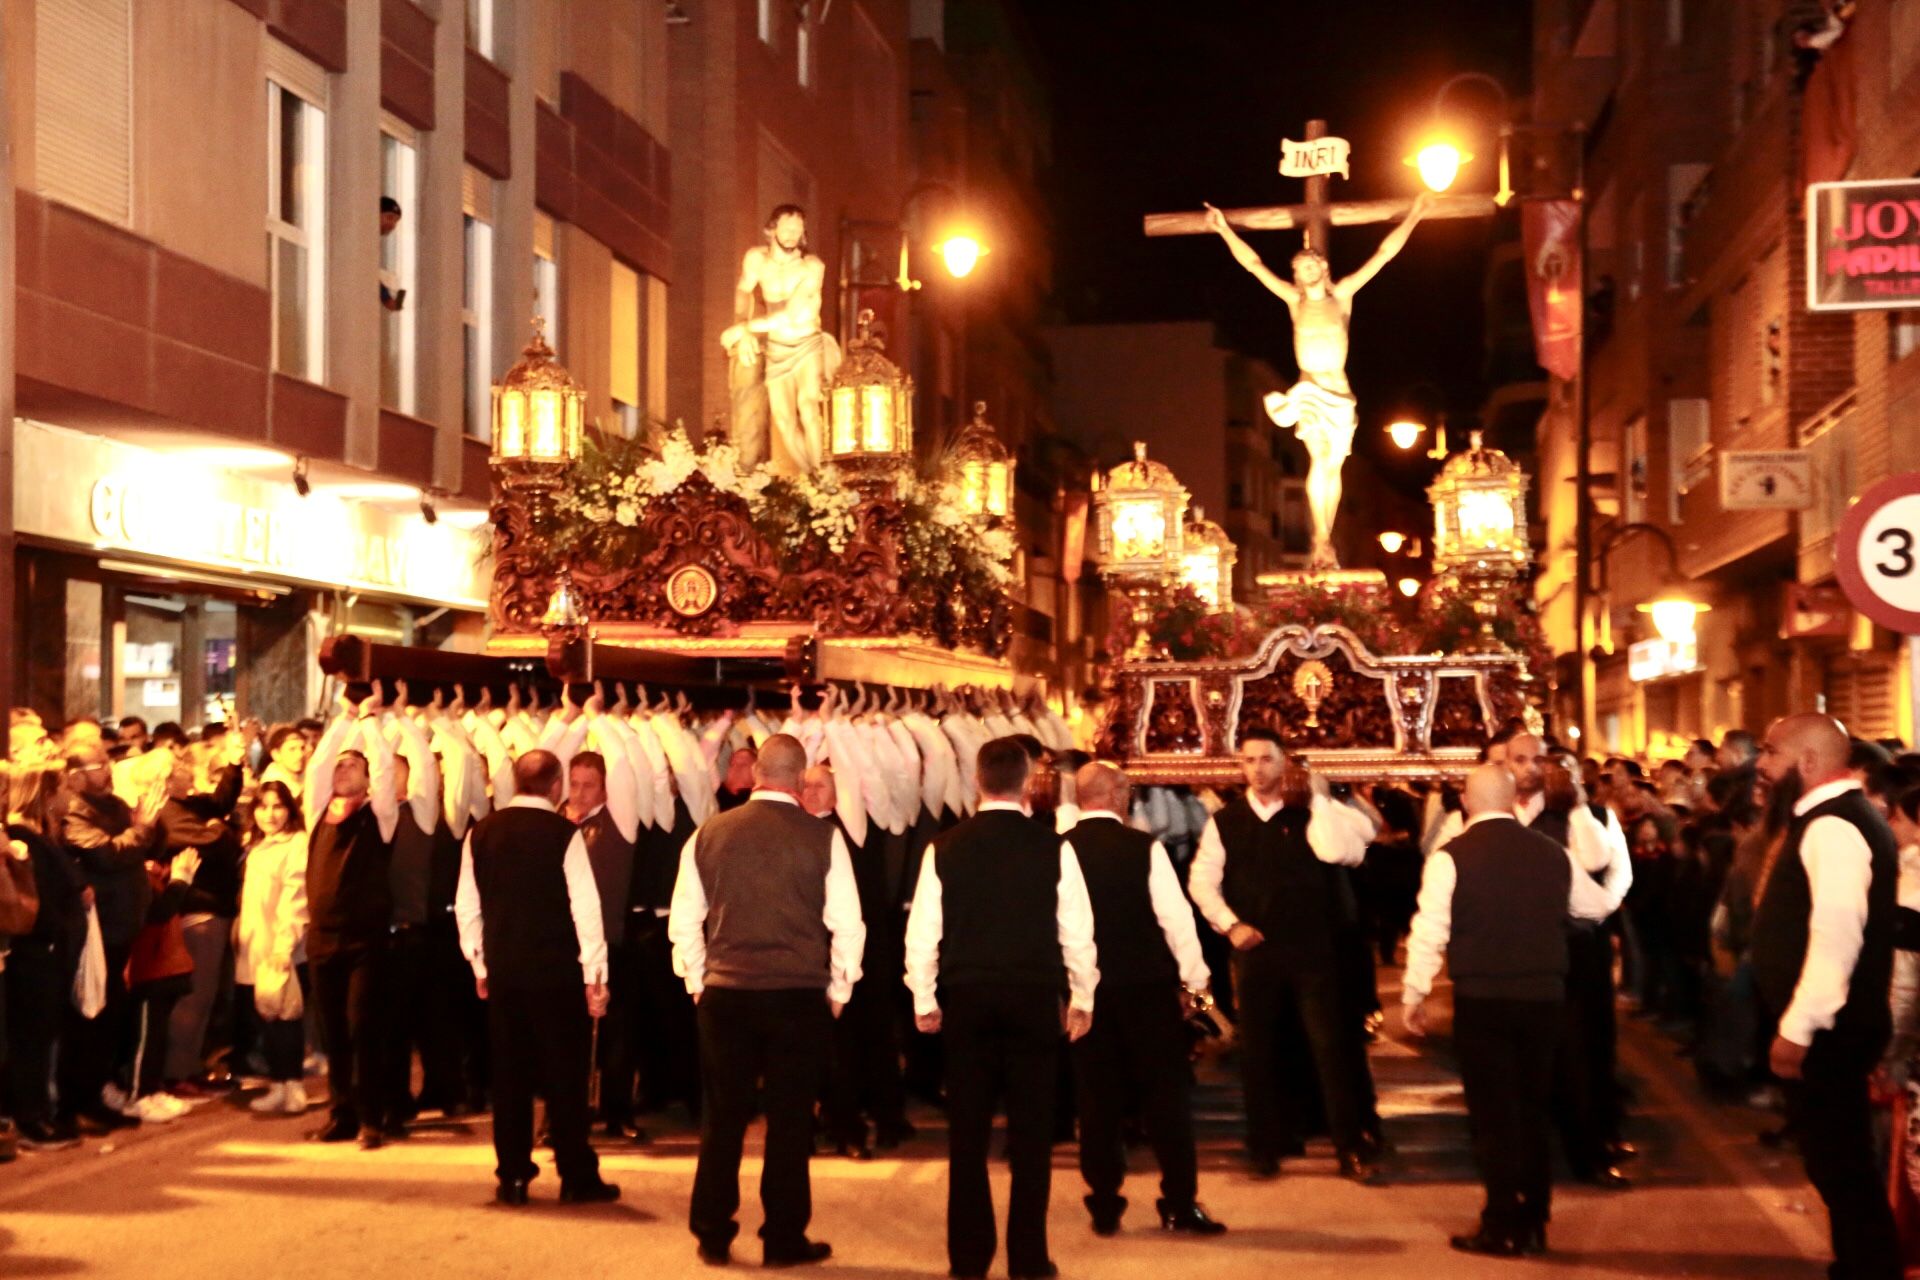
top-left (1188, 792), bottom-right (1375, 935)
top-left (1777, 778), bottom-right (1878, 1048)
top-left (1402, 812), bottom-right (1623, 1005)
top-left (454, 795), bottom-right (609, 986)
top-left (903, 800), bottom-right (1101, 1017)
top-left (667, 790), bottom-right (866, 1005)
top-left (1065, 811), bottom-right (1211, 991)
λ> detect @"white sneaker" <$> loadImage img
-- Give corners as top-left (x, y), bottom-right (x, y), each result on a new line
top-left (250, 1084), bottom-right (288, 1113)
top-left (303, 1052), bottom-right (327, 1076)
top-left (282, 1082), bottom-right (309, 1114)
top-left (130, 1094), bottom-right (181, 1124)
top-left (101, 1083), bottom-right (130, 1113)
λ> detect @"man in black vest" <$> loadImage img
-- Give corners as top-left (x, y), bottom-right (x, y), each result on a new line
top-left (906, 736), bottom-right (1099, 1280)
top-left (1066, 761), bottom-right (1224, 1238)
top-left (566, 745), bottom-right (646, 1142)
top-left (1188, 728), bottom-right (1380, 1182)
top-left (669, 734), bottom-right (865, 1268)
top-left (1403, 765), bottom-right (1621, 1257)
top-left (455, 748), bottom-right (617, 1207)
top-left (1752, 713), bottom-right (1900, 1277)
top-left (1503, 732), bottom-right (1635, 1189)
top-left (305, 685), bottom-right (403, 1149)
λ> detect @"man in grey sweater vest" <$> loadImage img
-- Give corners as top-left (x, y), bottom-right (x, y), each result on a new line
top-left (668, 734), bottom-right (865, 1268)
top-left (1402, 765), bottom-right (1618, 1260)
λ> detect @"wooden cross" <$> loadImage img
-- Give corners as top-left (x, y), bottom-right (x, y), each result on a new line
top-left (1143, 118), bottom-right (1497, 249)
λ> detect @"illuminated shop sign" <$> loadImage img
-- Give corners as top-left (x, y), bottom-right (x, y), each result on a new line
top-left (1807, 179), bottom-right (1920, 311)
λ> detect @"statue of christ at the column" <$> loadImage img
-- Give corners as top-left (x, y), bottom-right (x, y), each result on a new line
top-left (1203, 193), bottom-right (1435, 571)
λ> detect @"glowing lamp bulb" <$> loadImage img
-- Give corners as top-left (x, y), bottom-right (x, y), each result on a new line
top-left (1647, 597), bottom-right (1701, 645)
top-left (1414, 142), bottom-right (1464, 193)
top-left (1397, 577), bottom-right (1422, 599)
top-left (938, 236), bottom-right (985, 279)
top-left (1387, 420), bottom-right (1426, 450)
top-left (1378, 531), bottom-right (1408, 555)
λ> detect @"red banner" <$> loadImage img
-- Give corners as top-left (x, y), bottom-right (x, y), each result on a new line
top-left (1522, 200), bottom-right (1582, 381)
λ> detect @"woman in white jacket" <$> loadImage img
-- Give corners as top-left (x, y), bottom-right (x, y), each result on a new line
top-left (235, 781), bottom-right (309, 1115)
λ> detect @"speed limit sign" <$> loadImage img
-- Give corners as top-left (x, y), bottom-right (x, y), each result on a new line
top-left (1836, 472), bottom-right (1920, 634)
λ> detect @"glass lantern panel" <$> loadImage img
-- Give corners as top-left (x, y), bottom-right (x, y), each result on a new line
top-left (960, 460), bottom-right (987, 515)
top-left (862, 385), bottom-right (893, 453)
top-left (565, 391), bottom-right (584, 461)
top-left (988, 466), bottom-right (1010, 517)
top-left (1110, 499), bottom-right (1167, 562)
top-left (831, 387), bottom-right (859, 456)
top-left (1455, 488), bottom-right (1516, 549)
top-left (530, 389), bottom-right (563, 461)
top-left (495, 387), bottom-right (525, 460)
top-left (1180, 547), bottom-right (1222, 609)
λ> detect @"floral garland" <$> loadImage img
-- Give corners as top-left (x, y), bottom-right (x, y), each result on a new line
top-left (548, 427), bottom-right (1013, 589)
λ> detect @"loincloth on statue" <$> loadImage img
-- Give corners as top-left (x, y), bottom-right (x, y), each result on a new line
top-left (763, 331), bottom-right (843, 386)
top-left (1263, 379), bottom-right (1357, 456)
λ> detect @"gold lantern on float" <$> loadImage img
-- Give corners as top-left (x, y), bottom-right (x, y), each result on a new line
top-left (1427, 430), bottom-right (1533, 652)
top-left (827, 309), bottom-right (913, 479)
top-left (1092, 441), bottom-right (1189, 660)
top-left (491, 318), bottom-right (586, 496)
top-left (1179, 504), bottom-right (1237, 612)
top-left (952, 401), bottom-right (1014, 520)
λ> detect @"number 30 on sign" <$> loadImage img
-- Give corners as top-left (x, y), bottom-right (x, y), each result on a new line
top-left (1836, 472), bottom-right (1920, 635)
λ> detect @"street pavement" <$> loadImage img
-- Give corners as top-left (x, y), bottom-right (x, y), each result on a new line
top-left (0, 969), bottom-right (1837, 1279)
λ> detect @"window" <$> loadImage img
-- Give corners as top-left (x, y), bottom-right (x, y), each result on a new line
top-left (1893, 312), bottom-right (1920, 364)
top-left (611, 259), bottom-right (642, 438)
top-left (646, 275), bottom-right (670, 424)
top-left (462, 167), bottom-right (495, 440)
top-left (267, 43), bottom-right (329, 382)
top-left (1668, 397), bottom-right (1711, 519)
top-left (533, 212), bottom-right (560, 353)
top-left (797, 3), bottom-right (815, 87)
top-left (1623, 415), bottom-right (1648, 524)
top-left (380, 123), bottom-right (419, 414)
top-left (34, 0), bottom-right (132, 225)
top-left (758, 0), bottom-right (775, 45)
top-left (1666, 164), bottom-right (1709, 287)
top-left (467, 0), bottom-right (495, 59)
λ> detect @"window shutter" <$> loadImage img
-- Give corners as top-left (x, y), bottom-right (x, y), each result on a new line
top-left (266, 37), bottom-right (328, 104)
top-left (34, 0), bottom-right (132, 225)
top-left (463, 165), bottom-right (494, 223)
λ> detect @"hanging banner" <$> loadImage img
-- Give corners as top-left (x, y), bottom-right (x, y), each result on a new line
top-left (1807, 179), bottom-right (1920, 310)
top-left (1061, 490), bottom-right (1089, 583)
top-left (1279, 136), bottom-right (1351, 180)
top-left (1522, 200), bottom-right (1582, 381)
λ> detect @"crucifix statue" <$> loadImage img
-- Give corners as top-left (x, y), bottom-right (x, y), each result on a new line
top-left (1146, 121), bottom-right (1495, 572)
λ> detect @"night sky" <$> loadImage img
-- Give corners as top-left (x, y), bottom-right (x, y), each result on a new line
top-left (1018, 1), bottom-right (1536, 493)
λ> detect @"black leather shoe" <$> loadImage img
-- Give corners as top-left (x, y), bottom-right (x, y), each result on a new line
top-left (359, 1128), bottom-right (386, 1151)
top-left (17, 1119), bottom-right (81, 1151)
top-left (1085, 1193), bottom-right (1125, 1236)
top-left (1606, 1139), bottom-right (1639, 1163)
top-left (1338, 1150), bottom-right (1385, 1185)
top-left (1248, 1153), bottom-right (1280, 1178)
top-left (77, 1108), bottom-right (139, 1134)
top-left (496, 1179), bottom-right (531, 1206)
top-left (1450, 1228), bottom-right (1523, 1258)
top-left (1008, 1262), bottom-right (1057, 1279)
top-left (763, 1239), bottom-right (832, 1268)
top-left (697, 1241), bottom-right (731, 1266)
top-left (604, 1119), bottom-right (650, 1144)
top-left (1157, 1200), bottom-right (1226, 1235)
top-left (312, 1119), bottom-right (359, 1143)
top-left (1582, 1165), bottom-right (1631, 1191)
top-left (559, 1178), bottom-right (621, 1204)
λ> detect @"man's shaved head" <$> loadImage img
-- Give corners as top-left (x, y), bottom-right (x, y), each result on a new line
top-left (1760, 713), bottom-right (1852, 792)
top-left (1462, 764), bottom-right (1518, 819)
top-left (755, 733), bottom-right (808, 790)
top-left (1074, 761), bottom-right (1131, 814)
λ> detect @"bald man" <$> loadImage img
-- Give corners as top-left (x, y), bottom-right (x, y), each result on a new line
top-left (669, 733), bottom-right (865, 1267)
top-left (1403, 766), bottom-right (1620, 1258)
top-left (1065, 762), bottom-right (1222, 1237)
top-left (1751, 713), bottom-right (1900, 1278)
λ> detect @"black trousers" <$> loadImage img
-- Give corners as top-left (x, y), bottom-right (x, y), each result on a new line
top-left (1454, 995), bottom-right (1561, 1236)
top-left (4, 939), bottom-right (68, 1127)
top-left (236, 963), bottom-right (311, 1081)
top-left (58, 941), bottom-right (131, 1117)
top-left (944, 984), bottom-right (1060, 1278)
top-left (631, 915), bottom-right (700, 1112)
top-left (1551, 923), bottom-right (1620, 1173)
top-left (1071, 981), bottom-right (1198, 1212)
top-left (429, 917), bottom-right (489, 1106)
top-left (311, 940), bottom-right (390, 1131)
top-left (488, 981), bottom-right (599, 1187)
top-left (596, 940), bottom-right (640, 1125)
top-left (690, 987), bottom-right (832, 1253)
top-left (1233, 952), bottom-right (1369, 1157)
top-left (823, 940), bottom-right (908, 1144)
top-left (1784, 1028), bottom-right (1901, 1279)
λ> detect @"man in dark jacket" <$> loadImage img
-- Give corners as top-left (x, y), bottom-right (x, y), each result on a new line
top-left (59, 742), bottom-right (162, 1131)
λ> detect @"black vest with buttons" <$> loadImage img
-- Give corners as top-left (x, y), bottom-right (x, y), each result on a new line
top-left (469, 805), bottom-right (584, 989)
top-left (932, 809), bottom-right (1063, 990)
top-left (1446, 817), bottom-right (1572, 1002)
top-left (1212, 796), bottom-right (1337, 967)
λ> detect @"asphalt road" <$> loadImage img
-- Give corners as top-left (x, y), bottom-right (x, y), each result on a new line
top-left (0, 970), bottom-right (1836, 1279)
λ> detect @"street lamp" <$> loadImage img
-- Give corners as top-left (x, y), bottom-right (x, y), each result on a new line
top-left (1379, 531), bottom-right (1408, 555)
top-left (1092, 442), bottom-right (1189, 660)
top-left (1387, 420), bottom-right (1426, 450)
top-left (1407, 72), bottom-right (1515, 206)
top-left (950, 400), bottom-right (1014, 520)
top-left (938, 235), bottom-right (986, 280)
top-left (837, 180), bottom-right (989, 344)
top-left (827, 309), bottom-right (914, 480)
top-left (1596, 522), bottom-right (1709, 646)
top-left (1397, 577), bottom-right (1422, 598)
